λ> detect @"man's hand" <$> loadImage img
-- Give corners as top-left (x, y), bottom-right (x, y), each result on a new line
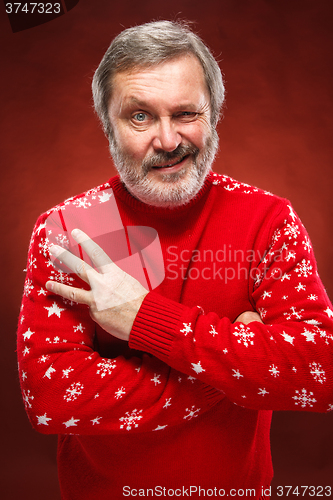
top-left (234, 311), bottom-right (263, 325)
top-left (45, 228), bottom-right (148, 341)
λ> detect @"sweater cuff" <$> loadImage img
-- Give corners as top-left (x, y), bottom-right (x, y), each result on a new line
top-left (129, 292), bottom-right (224, 408)
top-left (129, 291), bottom-right (185, 360)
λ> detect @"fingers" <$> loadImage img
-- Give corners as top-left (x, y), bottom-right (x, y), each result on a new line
top-left (49, 244), bottom-right (93, 285)
top-left (71, 228), bottom-right (112, 272)
top-left (45, 280), bottom-right (91, 305)
top-left (234, 311), bottom-right (263, 325)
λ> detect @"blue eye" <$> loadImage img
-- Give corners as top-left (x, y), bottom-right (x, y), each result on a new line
top-left (133, 113), bottom-right (147, 122)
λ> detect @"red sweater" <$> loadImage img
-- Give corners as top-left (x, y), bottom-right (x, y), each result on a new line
top-left (17, 172), bottom-right (333, 499)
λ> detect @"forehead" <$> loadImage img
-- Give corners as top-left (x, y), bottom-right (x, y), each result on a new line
top-left (109, 54), bottom-right (210, 112)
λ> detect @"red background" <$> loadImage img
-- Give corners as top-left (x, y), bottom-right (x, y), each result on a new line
top-left (1, 0), bottom-right (332, 498)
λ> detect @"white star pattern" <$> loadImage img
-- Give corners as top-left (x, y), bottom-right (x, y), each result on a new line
top-left (37, 413), bottom-right (52, 426)
top-left (191, 361), bottom-right (205, 374)
top-left (280, 331), bottom-right (295, 345)
top-left (63, 417), bottom-right (80, 428)
top-left (258, 388), bottom-right (269, 396)
top-left (22, 328), bottom-right (34, 341)
top-left (324, 307), bottom-right (333, 318)
top-left (153, 425), bottom-right (168, 431)
top-left (301, 329), bottom-right (316, 343)
top-left (44, 302), bottom-right (65, 318)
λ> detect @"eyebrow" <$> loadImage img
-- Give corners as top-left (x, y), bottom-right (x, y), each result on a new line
top-left (123, 97), bottom-right (200, 112)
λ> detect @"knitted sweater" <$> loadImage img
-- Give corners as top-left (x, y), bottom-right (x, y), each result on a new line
top-left (17, 172), bottom-right (333, 499)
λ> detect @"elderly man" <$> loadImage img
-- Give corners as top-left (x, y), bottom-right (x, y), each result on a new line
top-left (18, 21), bottom-right (333, 500)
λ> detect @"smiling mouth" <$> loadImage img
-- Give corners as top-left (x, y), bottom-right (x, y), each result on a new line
top-left (152, 155), bottom-right (189, 169)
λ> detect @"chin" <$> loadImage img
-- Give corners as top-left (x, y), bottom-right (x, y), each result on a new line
top-left (126, 165), bottom-right (211, 208)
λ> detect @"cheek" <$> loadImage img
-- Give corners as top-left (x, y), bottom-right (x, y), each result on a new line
top-left (114, 126), bottom-right (151, 160)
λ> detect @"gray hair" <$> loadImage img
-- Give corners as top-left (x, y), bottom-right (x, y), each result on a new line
top-left (92, 20), bottom-right (225, 138)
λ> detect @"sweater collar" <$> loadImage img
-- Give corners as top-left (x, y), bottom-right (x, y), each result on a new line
top-left (108, 171), bottom-right (214, 216)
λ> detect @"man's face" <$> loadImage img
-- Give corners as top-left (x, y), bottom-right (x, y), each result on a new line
top-left (107, 54), bottom-right (218, 208)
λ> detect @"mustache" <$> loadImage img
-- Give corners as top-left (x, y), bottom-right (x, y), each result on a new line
top-left (142, 144), bottom-right (199, 173)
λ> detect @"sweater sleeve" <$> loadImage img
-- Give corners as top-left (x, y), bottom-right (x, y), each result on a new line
top-left (130, 201), bottom-right (333, 413)
top-left (17, 215), bottom-right (223, 436)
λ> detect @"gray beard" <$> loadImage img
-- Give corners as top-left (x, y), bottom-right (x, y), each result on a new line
top-left (109, 129), bottom-right (219, 208)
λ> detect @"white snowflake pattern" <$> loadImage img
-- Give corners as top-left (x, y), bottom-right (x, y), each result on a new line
top-left (262, 291), bottom-right (272, 300)
top-left (73, 324), bottom-right (85, 332)
top-left (209, 325), bottom-right (218, 337)
top-left (96, 359), bottom-right (117, 378)
top-left (269, 365), bottom-right (280, 377)
top-left (38, 354), bottom-right (50, 363)
top-left (233, 324), bottom-right (255, 347)
top-left (55, 234), bottom-right (70, 248)
top-left (25, 256), bottom-right (37, 272)
top-left (294, 259), bottom-right (313, 278)
top-left (307, 294), bottom-right (318, 301)
top-left (24, 279), bottom-right (34, 297)
top-left (283, 306), bottom-right (304, 321)
top-left (285, 251), bottom-right (296, 262)
top-left (292, 388), bottom-right (317, 408)
top-left (91, 417), bottom-right (102, 425)
top-left (302, 236), bottom-right (312, 253)
top-left (180, 323), bottom-right (192, 336)
top-left (151, 374), bottom-right (161, 386)
top-left (309, 362), bottom-right (326, 384)
top-left (48, 270), bottom-right (74, 286)
top-left (119, 409), bottom-right (143, 431)
top-left (295, 283), bottom-right (306, 292)
top-left (38, 237), bottom-right (51, 257)
top-left (98, 191), bottom-right (113, 203)
top-left (23, 389), bottom-right (34, 409)
top-left (72, 197), bottom-right (92, 209)
top-left (284, 222), bottom-right (300, 240)
top-left (163, 398), bottom-right (172, 409)
top-left (258, 388), bottom-right (269, 396)
top-left (43, 365), bottom-right (56, 379)
top-left (232, 369), bottom-right (243, 379)
top-left (64, 382), bottom-right (84, 402)
top-left (280, 273), bottom-right (291, 282)
top-left (183, 405), bottom-right (201, 420)
top-left (62, 367), bottom-right (74, 378)
top-left (115, 387), bottom-right (126, 399)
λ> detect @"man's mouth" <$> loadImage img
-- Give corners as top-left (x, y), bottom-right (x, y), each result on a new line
top-left (152, 155), bottom-right (189, 170)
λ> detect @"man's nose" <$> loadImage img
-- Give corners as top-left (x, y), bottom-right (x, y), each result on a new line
top-left (152, 119), bottom-right (182, 152)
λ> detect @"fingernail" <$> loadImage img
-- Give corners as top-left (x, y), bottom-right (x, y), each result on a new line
top-left (49, 245), bottom-right (62, 257)
top-left (72, 229), bottom-right (81, 238)
top-left (46, 281), bottom-right (54, 291)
